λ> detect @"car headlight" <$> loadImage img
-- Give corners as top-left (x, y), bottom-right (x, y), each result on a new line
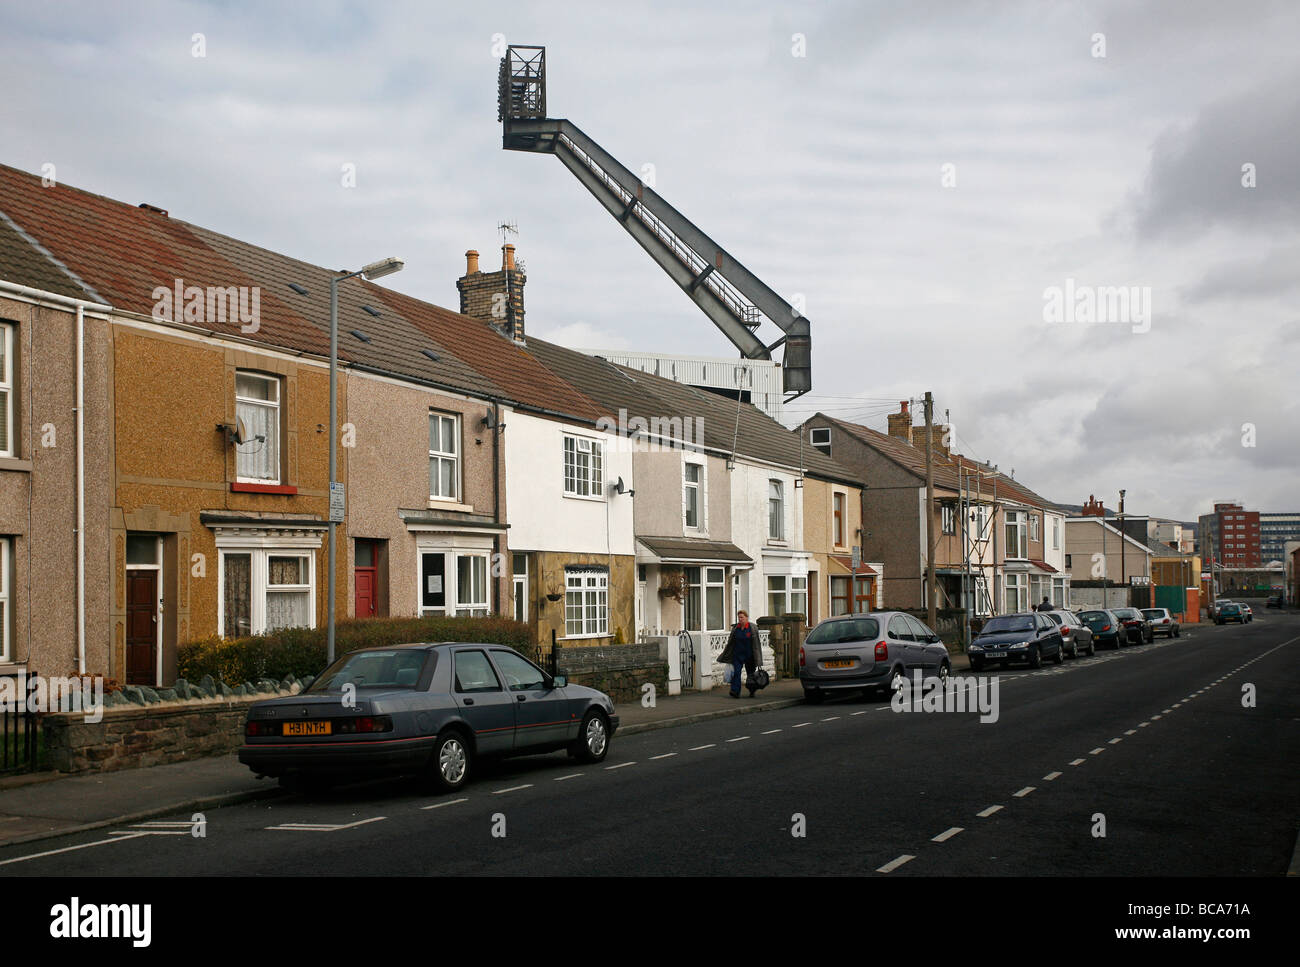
top-left (1010, 641), bottom-right (1030, 648)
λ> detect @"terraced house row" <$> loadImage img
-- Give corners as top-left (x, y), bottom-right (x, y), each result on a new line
top-left (0, 163), bottom-right (881, 689)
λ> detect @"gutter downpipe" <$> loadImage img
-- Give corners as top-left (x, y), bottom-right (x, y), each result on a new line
top-left (0, 282), bottom-right (112, 675)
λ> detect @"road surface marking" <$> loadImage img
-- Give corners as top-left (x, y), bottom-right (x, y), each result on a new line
top-left (1043, 771), bottom-right (1062, 781)
top-left (1125, 730), bottom-right (1137, 735)
top-left (761, 729), bottom-right (782, 734)
top-left (1069, 758), bottom-right (1086, 766)
top-left (493, 784), bottom-right (534, 794)
top-left (977, 805), bottom-right (1003, 817)
top-left (821, 717), bottom-right (840, 722)
top-left (1089, 748), bottom-right (1105, 755)
top-left (877, 854), bottom-right (915, 873)
top-left (793, 723), bottom-right (811, 728)
top-left (689, 744), bottom-right (716, 750)
top-left (553, 774), bottom-right (583, 781)
top-left (0, 831), bottom-right (149, 867)
top-left (605, 762), bottom-right (635, 770)
top-left (1152, 714), bottom-right (1163, 720)
top-left (726, 736), bottom-right (750, 743)
top-left (1109, 738), bottom-right (1123, 745)
top-left (267, 817), bottom-right (386, 832)
top-left (851, 711), bottom-right (869, 716)
top-left (649, 753), bottom-right (677, 760)
top-left (932, 827), bottom-right (964, 842)
top-left (421, 798), bottom-right (468, 809)
top-left (1014, 786), bottom-right (1035, 798)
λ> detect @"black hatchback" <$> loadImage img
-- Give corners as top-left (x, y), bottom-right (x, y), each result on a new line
top-left (968, 612), bottom-right (1064, 670)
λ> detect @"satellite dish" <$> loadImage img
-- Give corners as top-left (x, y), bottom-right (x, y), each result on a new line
top-left (233, 417), bottom-right (249, 446)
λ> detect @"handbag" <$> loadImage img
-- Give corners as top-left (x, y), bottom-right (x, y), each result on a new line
top-left (751, 668), bottom-right (770, 690)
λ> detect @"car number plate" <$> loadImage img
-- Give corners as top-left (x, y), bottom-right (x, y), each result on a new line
top-left (823, 659), bottom-right (854, 669)
top-left (987, 651), bottom-right (1007, 658)
top-left (283, 721), bottom-right (331, 736)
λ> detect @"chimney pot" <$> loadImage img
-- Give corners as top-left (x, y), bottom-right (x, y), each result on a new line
top-left (465, 250), bottom-right (480, 274)
top-left (503, 243), bottom-right (516, 272)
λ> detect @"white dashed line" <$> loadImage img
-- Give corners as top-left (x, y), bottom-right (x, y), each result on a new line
top-left (1043, 771), bottom-right (1062, 781)
top-left (1124, 730), bottom-right (1137, 736)
top-left (1108, 738), bottom-right (1123, 745)
top-left (1014, 786), bottom-right (1035, 798)
top-left (689, 744), bottom-right (716, 751)
top-left (554, 773), bottom-right (583, 781)
top-left (761, 729), bottom-right (782, 734)
top-left (1152, 715), bottom-right (1163, 720)
top-left (877, 854), bottom-right (916, 873)
top-left (605, 762), bottom-right (636, 770)
top-left (932, 827), bottom-right (964, 842)
top-left (726, 736), bottom-right (750, 743)
top-left (851, 711), bottom-right (868, 716)
top-left (821, 717), bottom-right (840, 722)
top-left (493, 784), bottom-right (534, 794)
top-left (1069, 758), bottom-right (1086, 766)
top-left (977, 805), bottom-right (1003, 818)
top-left (649, 753), bottom-right (678, 760)
top-left (793, 723), bottom-right (811, 728)
top-left (1089, 748), bottom-right (1105, 755)
top-left (421, 797), bottom-right (469, 810)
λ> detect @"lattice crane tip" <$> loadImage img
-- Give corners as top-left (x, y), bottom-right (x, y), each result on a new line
top-left (498, 44), bottom-right (812, 400)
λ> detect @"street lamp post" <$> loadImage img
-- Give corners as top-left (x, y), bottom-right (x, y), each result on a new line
top-left (328, 257), bottom-right (404, 663)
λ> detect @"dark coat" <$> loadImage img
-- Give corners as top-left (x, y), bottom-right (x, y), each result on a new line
top-left (718, 622), bottom-right (761, 665)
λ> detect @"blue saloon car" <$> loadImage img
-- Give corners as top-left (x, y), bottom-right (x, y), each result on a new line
top-left (239, 643), bottom-right (619, 792)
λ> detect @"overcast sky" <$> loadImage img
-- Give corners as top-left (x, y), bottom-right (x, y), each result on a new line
top-left (2, 0), bottom-right (1296, 522)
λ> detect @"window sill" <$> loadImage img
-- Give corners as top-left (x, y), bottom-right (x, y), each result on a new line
top-left (559, 633), bottom-right (612, 641)
top-left (428, 498), bottom-right (475, 513)
top-left (563, 492), bottom-right (607, 503)
top-left (232, 482), bottom-right (298, 495)
top-left (0, 456), bottom-right (33, 473)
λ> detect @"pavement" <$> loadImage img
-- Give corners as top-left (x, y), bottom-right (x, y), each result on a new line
top-left (0, 667), bottom-right (893, 850)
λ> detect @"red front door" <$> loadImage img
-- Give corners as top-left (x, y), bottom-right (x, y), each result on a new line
top-left (355, 566), bottom-right (377, 618)
top-left (126, 571), bottom-right (158, 685)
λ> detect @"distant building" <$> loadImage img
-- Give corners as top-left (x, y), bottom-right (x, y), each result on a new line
top-left (579, 349), bottom-right (785, 423)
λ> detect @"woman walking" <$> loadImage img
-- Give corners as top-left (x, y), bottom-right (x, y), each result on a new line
top-left (718, 610), bottom-right (762, 698)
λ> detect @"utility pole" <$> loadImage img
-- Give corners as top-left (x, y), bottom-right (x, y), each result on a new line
top-left (1119, 489), bottom-right (1127, 606)
top-left (924, 391), bottom-right (937, 629)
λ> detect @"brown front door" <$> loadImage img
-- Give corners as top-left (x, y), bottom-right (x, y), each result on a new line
top-left (126, 570), bottom-right (158, 685)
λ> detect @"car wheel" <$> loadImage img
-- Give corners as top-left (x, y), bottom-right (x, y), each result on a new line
top-left (428, 729), bottom-right (471, 792)
top-left (969, 657), bottom-right (984, 673)
top-left (889, 665), bottom-right (906, 694)
top-left (572, 708), bottom-right (610, 763)
top-left (1053, 642), bottom-right (1064, 665)
top-left (1145, 630), bottom-right (1154, 643)
top-left (1174, 626), bottom-right (1181, 638)
top-left (1028, 646), bottom-right (1042, 669)
top-left (937, 660), bottom-right (951, 687)
top-left (804, 688), bottom-right (825, 705)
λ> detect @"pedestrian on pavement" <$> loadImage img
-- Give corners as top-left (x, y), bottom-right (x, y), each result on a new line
top-left (718, 610), bottom-right (761, 698)
top-left (1036, 597), bottom-right (1053, 612)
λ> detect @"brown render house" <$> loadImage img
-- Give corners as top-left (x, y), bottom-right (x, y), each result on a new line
top-left (0, 162), bottom-right (609, 685)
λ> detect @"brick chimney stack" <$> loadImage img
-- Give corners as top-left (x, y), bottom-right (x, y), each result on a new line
top-left (456, 243), bottom-right (526, 344)
top-left (1082, 494), bottom-right (1106, 517)
top-left (887, 401), bottom-right (913, 444)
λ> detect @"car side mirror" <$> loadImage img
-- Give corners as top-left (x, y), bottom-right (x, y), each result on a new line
top-left (552, 675), bottom-right (567, 688)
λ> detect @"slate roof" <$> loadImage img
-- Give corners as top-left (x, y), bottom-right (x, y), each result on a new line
top-left (0, 163), bottom-right (603, 422)
top-left (524, 339), bottom-right (861, 485)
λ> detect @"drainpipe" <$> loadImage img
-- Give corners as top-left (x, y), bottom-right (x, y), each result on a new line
top-left (0, 282), bottom-right (111, 675)
top-left (492, 399), bottom-right (501, 616)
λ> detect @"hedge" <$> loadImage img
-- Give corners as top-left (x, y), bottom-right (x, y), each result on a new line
top-left (177, 616), bottom-right (535, 685)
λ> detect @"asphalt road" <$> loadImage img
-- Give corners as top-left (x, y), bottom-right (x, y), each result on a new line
top-left (3, 615), bottom-right (1297, 877)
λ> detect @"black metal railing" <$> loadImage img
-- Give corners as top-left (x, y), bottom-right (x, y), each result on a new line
top-left (1, 675), bottom-right (39, 773)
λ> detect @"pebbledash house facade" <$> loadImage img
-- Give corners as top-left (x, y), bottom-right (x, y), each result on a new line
top-left (0, 163), bottom-right (643, 686)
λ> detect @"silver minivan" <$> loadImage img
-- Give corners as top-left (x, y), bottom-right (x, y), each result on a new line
top-left (799, 611), bottom-right (951, 704)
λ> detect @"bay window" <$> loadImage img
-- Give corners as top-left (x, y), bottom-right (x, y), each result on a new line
top-left (565, 567), bottom-right (609, 637)
top-left (219, 545), bottom-right (317, 637)
top-left (419, 549), bottom-right (491, 617)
